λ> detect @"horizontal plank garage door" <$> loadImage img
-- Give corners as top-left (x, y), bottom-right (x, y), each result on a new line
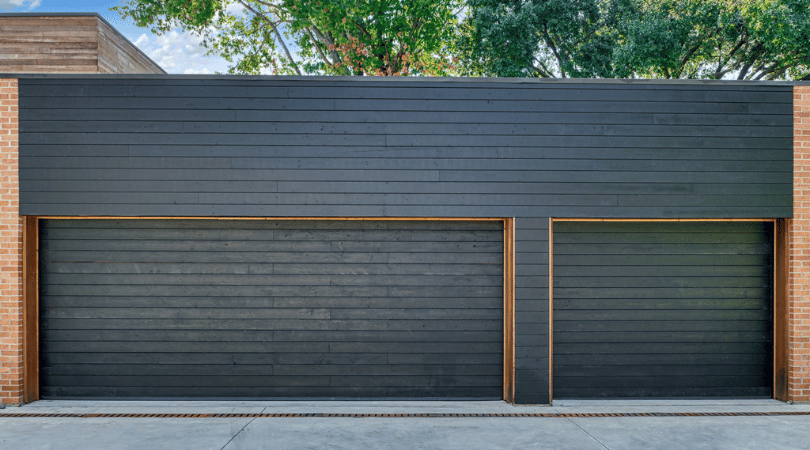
top-left (553, 221), bottom-right (773, 398)
top-left (39, 219), bottom-right (504, 399)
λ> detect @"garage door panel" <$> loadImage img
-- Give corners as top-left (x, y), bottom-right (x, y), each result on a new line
top-left (554, 220), bottom-right (772, 398)
top-left (41, 250), bottom-right (501, 264)
top-left (43, 329), bottom-right (505, 343)
top-left (555, 364), bottom-right (770, 377)
top-left (42, 227), bottom-right (500, 242)
top-left (41, 284), bottom-right (393, 297)
top-left (555, 243), bottom-right (772, 255)
top-left (554, 353), bottom-right (771, 366)
top-left (556, 221), bottom-right (770, 233)
top-left (41, 238), bottom-right (501, 253)
top-left (555, 253), bottom-right (772, 266)
top-left (42, 385), bottom-right (506, 399)
top-left (555, 298), bottom-right (771, 310)
top-left (556, 265), bottom-right (772, 278)
top-left (553, 331), bottom-right (772, 343)
top-left (556, 375), bottom-right (771, 389)
top-left (42, 352), bottom-right (392, 366)
top-left (41, 295), bottom-right (501, 309)
top-left (40, 219), bottom-right (504, 399)
top-left (555, 276), bottom-right (769, 289)
top-left (41, 318), bottom-right (391, 331)
top-left (40, 261), bottom-right (505, 276)
top-left (554, 342), bottom-right (771, 354)
top-left (555, 309), bottom-right (770, 322)
top-left (41, 307), bottom-right (331, 320)
top-left (555, 320), bottom-right (771, 333)
top-left (43, 363), bottom-right (504, 377)
top-left (41, 273), bottom-right (502, 287)
top-left (555, 387), bottom-right (772, 398)
top-left (555, 287), bottom-right (771, 300)
top-left (554, 231), bottom-right (766, 244)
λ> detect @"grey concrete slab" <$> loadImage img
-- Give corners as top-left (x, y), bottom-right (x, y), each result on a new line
top-left (223, 417), bottom-right (605, 450)
top-left (0, 417), bottom-right (255, 450)
top-left (550, 399), bottom-right (810, 414)
top-left (570, 415), bottom-right (810, 450)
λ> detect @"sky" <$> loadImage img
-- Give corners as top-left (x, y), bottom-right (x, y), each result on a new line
top-left (0, 0), bottom-right (232, 73)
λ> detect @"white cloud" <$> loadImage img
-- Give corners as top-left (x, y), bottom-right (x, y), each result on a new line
top-left (225, 2), bottom-right (246, 16)
top-left (0, 0), bottom-right (41, 11)
top-left (129, 29), bottom-right (231, 74)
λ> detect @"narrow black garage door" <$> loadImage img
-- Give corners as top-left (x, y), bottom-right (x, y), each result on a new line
top-left (553, 221), bottom-right (773, 398)
top-left (40, 219), bottom-right (504, 398)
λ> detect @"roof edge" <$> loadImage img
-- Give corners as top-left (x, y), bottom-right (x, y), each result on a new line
top-left (0, 72), bottom-right (802, 85)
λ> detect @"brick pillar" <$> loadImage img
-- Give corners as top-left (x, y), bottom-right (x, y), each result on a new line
top-left (791, 86), bottom-right (810, 402)
top-left (0, 78), bottom-right (21, 404)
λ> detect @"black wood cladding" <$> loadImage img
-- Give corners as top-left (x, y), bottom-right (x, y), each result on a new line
top-left (18, 77), bottom-right (793, 403)
top-left (552, 221), bottom-right (773, 399)
top-left (39, 219), bottom-right (504, 399)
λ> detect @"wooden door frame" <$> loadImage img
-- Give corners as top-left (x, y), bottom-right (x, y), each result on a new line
top-left (547, 218), bottom-right (786, 403)
top-left (23, 216), bottom-right (517, 403)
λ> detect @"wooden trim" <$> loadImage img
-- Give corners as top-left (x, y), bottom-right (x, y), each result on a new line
top-left (503, 218), bottom-right (516, 403)
top-left (36, 215), bottom-right (519, 402)
top-left (774, 218), bottom-right (789, 401)
top-left (552, 218), bottom-right (775, 222)
top-left (548, 217), bottom-right (779, 402)
top-left (548, 218), bottom-right (554, 404)
top-left (22, 216), bottom-right (39, 403)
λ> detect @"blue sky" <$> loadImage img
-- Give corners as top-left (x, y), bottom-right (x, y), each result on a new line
top-left (0, 0), bottom-right (231, 73)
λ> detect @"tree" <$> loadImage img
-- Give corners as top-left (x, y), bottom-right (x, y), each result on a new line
top-left (114, 0), bottom-right (463, 76)
top-left (461, 0), bottom-right (810, 80)
top-left (458, 0), bottom-right (622, 78)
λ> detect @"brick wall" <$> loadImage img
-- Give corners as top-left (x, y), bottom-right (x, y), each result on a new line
top-left (0, 79), bottom-right (20, 404)
top-left (792, 86), bottom-right (810, 403)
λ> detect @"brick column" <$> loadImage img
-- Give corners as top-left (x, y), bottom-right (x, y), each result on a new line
top-left (791, 86), bottom-right (810, 402)
top-left (0, 78), bottom-right (21, 404)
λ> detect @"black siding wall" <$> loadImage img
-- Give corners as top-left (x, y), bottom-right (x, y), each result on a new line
top-left (18, 76), bottom-right (794, 404)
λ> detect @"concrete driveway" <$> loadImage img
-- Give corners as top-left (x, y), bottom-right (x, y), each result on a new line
top-left (1, 399), bottom-right (808, 450)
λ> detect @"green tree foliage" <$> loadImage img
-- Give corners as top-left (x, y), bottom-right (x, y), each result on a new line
top-left (114, 0), bottom-right (463, 75)
top-left (461, 0), bottom-right (810, 80)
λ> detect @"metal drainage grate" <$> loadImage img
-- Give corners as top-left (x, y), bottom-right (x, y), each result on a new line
top-left (1, 412), bottom-right (809, 418)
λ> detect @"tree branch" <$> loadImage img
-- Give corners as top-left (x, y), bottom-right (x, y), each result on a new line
top-left (311, 28), bottom-right (342, 64)
top-left (533, 58), bottom-right (555, 78)
top-left (237, 0), bottom-right (301, 75)
top-left (304, 26), bottom-right (333, 67)
top-left (737, 42), bottom-right (764, 80)
top-left (674, 32), bottom-right (712, 78)
top-left (541, 25), bottom-right (566, 78)
top-left (714, 34), bottom-right (747, 79)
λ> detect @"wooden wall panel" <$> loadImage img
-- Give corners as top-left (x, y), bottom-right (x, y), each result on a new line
top-left (0, 14), bottom-right (163, 74)
top-left (22, 216), bottom-right (38, 403)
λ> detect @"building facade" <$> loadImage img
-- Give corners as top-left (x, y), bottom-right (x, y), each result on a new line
top-left (0, 75), bottom-right (806, 404)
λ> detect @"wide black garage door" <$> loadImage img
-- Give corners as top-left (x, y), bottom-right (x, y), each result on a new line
top-left (40, 219), bottom-right (504, 398)
top-left (553, 221), bottom-right (773, 398)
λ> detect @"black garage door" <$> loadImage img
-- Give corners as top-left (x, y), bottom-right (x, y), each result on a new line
top-left (553, 221), bottom-right (773, 398)
top-left (39, 219), bottom-right (504, 398)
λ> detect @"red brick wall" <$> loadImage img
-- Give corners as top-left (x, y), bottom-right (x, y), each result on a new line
top-left (0, 78), bottom-right (20, 404)
top-left (792, 86), bottom-right (810, 402)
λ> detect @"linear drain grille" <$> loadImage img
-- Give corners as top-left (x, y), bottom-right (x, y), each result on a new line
top-left (1, 412), bottom-right (809, 418)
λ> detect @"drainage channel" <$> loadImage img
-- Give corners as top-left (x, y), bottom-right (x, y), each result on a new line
top-left (1, 412), bottom-right (809, 418)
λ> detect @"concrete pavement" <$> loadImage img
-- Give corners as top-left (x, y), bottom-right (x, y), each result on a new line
top-left (1, 399), bottom-right (809, 449)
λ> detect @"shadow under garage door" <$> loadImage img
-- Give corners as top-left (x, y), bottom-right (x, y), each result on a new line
top-left (552, 221), bottom-right (773, 399)
top-left (39, 219), bottom-right (504, 399)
